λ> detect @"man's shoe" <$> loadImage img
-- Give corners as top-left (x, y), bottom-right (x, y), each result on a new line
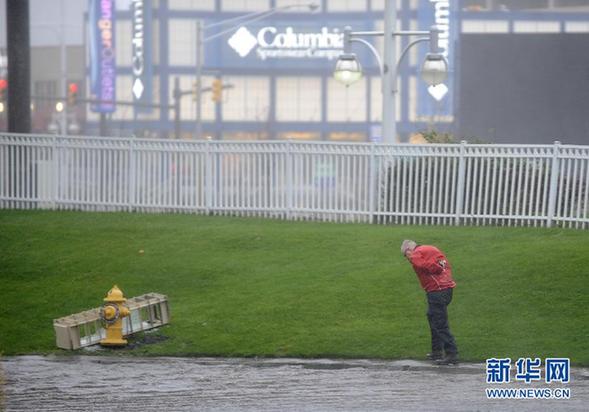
top-left (435, 353), bottom-right (459, 365)
top-left (426, 351), bottom-right (444, 360)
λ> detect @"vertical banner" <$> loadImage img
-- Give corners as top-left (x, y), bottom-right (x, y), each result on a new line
top-left (89, 0), bottom-right (116, 113)
top-left (417, 0), bottom-right (458, 122)
top-left (131, 0), bottom-right (153, 113)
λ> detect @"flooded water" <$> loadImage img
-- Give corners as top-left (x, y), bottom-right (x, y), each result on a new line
top-left (1, 356), bottom-right (588, 411)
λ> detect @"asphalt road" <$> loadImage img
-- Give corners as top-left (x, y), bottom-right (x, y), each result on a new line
top-left (1, 356), bottom-right (588, 411)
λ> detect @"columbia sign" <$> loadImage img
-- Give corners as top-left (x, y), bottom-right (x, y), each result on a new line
top-left (228, 26), bottom-right (344, 61)
top-left (132, 0), bottom-right (145, 99)
top-left (130, 0), bottom-right (153, 110)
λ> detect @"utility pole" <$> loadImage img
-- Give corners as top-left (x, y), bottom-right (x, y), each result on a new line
top-left (6, 0), bottom-right (31, 133)
top-left (60, 0), bottom-right (68, 135)
top-left (99, 113), bottom-right (108, 136)
top-left (173, 77), bottom-right (181, 139)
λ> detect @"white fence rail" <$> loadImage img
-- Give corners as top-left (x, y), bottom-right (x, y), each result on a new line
top-left (1, 133), bottom-right (588, 228)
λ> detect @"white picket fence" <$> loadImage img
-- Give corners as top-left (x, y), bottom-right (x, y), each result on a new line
top-left (1, 133), bottom-right (588, 228)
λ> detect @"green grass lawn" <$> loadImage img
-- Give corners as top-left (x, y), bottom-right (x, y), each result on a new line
top-left (1, 210), bottom-right (588, 365)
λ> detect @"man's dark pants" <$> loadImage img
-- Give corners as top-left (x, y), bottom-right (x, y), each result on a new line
top-left (426, 288), bottom-right (458, 355)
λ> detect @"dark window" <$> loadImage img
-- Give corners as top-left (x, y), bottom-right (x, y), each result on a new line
top-left (556, 0), bottom-right (589, 7)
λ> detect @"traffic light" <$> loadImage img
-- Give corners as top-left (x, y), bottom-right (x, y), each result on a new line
top-left (192, 81), bottom-right (198, 102)
top-left (211, 79), bottom-right (222, 103)
top-left (0, 78), bottom-right (7, 102)
top-left (67, 82), bottom-right (79, 106)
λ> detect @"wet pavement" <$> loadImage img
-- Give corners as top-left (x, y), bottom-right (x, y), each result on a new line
top-left (1, 356), bottom-right (588, 411)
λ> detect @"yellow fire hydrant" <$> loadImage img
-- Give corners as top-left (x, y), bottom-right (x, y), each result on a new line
top-left (99, 285), bottom-right (130, 347)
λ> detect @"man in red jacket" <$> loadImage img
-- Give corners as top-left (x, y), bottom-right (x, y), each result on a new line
top-left (401, 240), bottom-right (458, 365)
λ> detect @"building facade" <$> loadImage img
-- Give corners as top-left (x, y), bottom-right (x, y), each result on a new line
top-left (1, 0), bottom-right (589, 143)
top-left (87, 0), bottom-right (449, 142)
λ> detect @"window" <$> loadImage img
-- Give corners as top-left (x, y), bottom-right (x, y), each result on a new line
top-left (117, 18), bottom-right (160, 66)
top-left (221, 0), bottom-right (270, 12)
top-left (116, 21), bottom-right (132, 66)
top-left (557, 0), bottom-right (589, 7)
top-left (277, 132), bottom-right (321, 140)
top-left (276, 77), bottom-right (321, 122)
top-left (111, 76), bottom-right (133, 120)
top-left (371, 0), bottom-right (402, 11)
top-left (462, 0), bottom-right (551, 11)
top-left (222, 131), bottom-right (269, 140)
top-left (408, 20), bottom-right (419, 66)
top-left (513, 21), bottom-right (560, 33)
top-left (169, 19), bottom-right (196, 66)
top-left (461, 0), bottom-right (489, 11)
top-left (374, 20), bottom-right (384, 54)
top-left (169, 0), bottom-right (215, 10)
top-left (222, 76), bottom-right (270, 122)
top-left (462, 20), bottom-right (509, 33)
top-left (152, 20), bottom-right (160, 65)
top-left (408, 75), bottom-right (418, 122)
top-left (565, 22), bottom-right (589, 32)
top-left (327, 77), bottom-right (366, 122)
top-left (370, 76), bottom-right (382, 122)
top-left (500, 0), bottom-right (549, 10)
top-left (327, 0), bottom-right (366, 12)
top-left (328, 132), bottom-right (366, 142)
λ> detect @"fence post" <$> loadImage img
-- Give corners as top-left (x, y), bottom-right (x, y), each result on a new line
top-left (128, 138), bottom-right (136, 212)
top-left (368, 143), bottom-right (376, 224)
top-left (454, 140), bottom-right (467, 226)
top-left (51, 135), bottom-right (58, 210)
top-left (546, 141), bottom-right (561, 228)
top-left (286, 139), bottom-right (293, 220)
top-left (205, 138), bottom-right (212, 214)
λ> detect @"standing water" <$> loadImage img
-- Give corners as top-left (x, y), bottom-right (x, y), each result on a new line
top-left (1, 356), bottom-right (588, 411)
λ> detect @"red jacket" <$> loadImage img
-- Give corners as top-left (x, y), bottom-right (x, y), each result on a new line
top-left (409, 245), bottom-right (456, 292)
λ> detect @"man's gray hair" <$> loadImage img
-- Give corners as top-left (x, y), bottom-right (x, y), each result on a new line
top-left (401, 240), bottom-right (417, 255)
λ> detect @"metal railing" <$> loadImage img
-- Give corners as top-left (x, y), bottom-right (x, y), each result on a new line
top-left (1, 133), bottom-right (588, 228)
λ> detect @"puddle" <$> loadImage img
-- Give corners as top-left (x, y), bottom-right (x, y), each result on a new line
top-left (1, 356), bottom-right (587, 411)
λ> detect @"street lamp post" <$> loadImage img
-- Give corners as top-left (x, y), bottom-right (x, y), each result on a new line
top-left (193, 3), bottom-right (318, 139)
top-left (383, 3), bottom-right (398, 145)
top-left (334, 4), bottom-right (448, 144)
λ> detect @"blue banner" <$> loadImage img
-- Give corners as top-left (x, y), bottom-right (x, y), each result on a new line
top-left (89, 0), bottom-right (116, 113)
top-left (131, 0), bottom-right (153, 113)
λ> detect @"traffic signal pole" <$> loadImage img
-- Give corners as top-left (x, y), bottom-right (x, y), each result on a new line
top-left (174, 77), bottom-right (181, 140)
top-left (173, 76), bottom-right (231, 139)
top-left (6, 0), bottom-right (31, 133)
top-left (100, 113), bottom-right (107, 137)
top-left (195, 20), bottom-right (203, 140)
